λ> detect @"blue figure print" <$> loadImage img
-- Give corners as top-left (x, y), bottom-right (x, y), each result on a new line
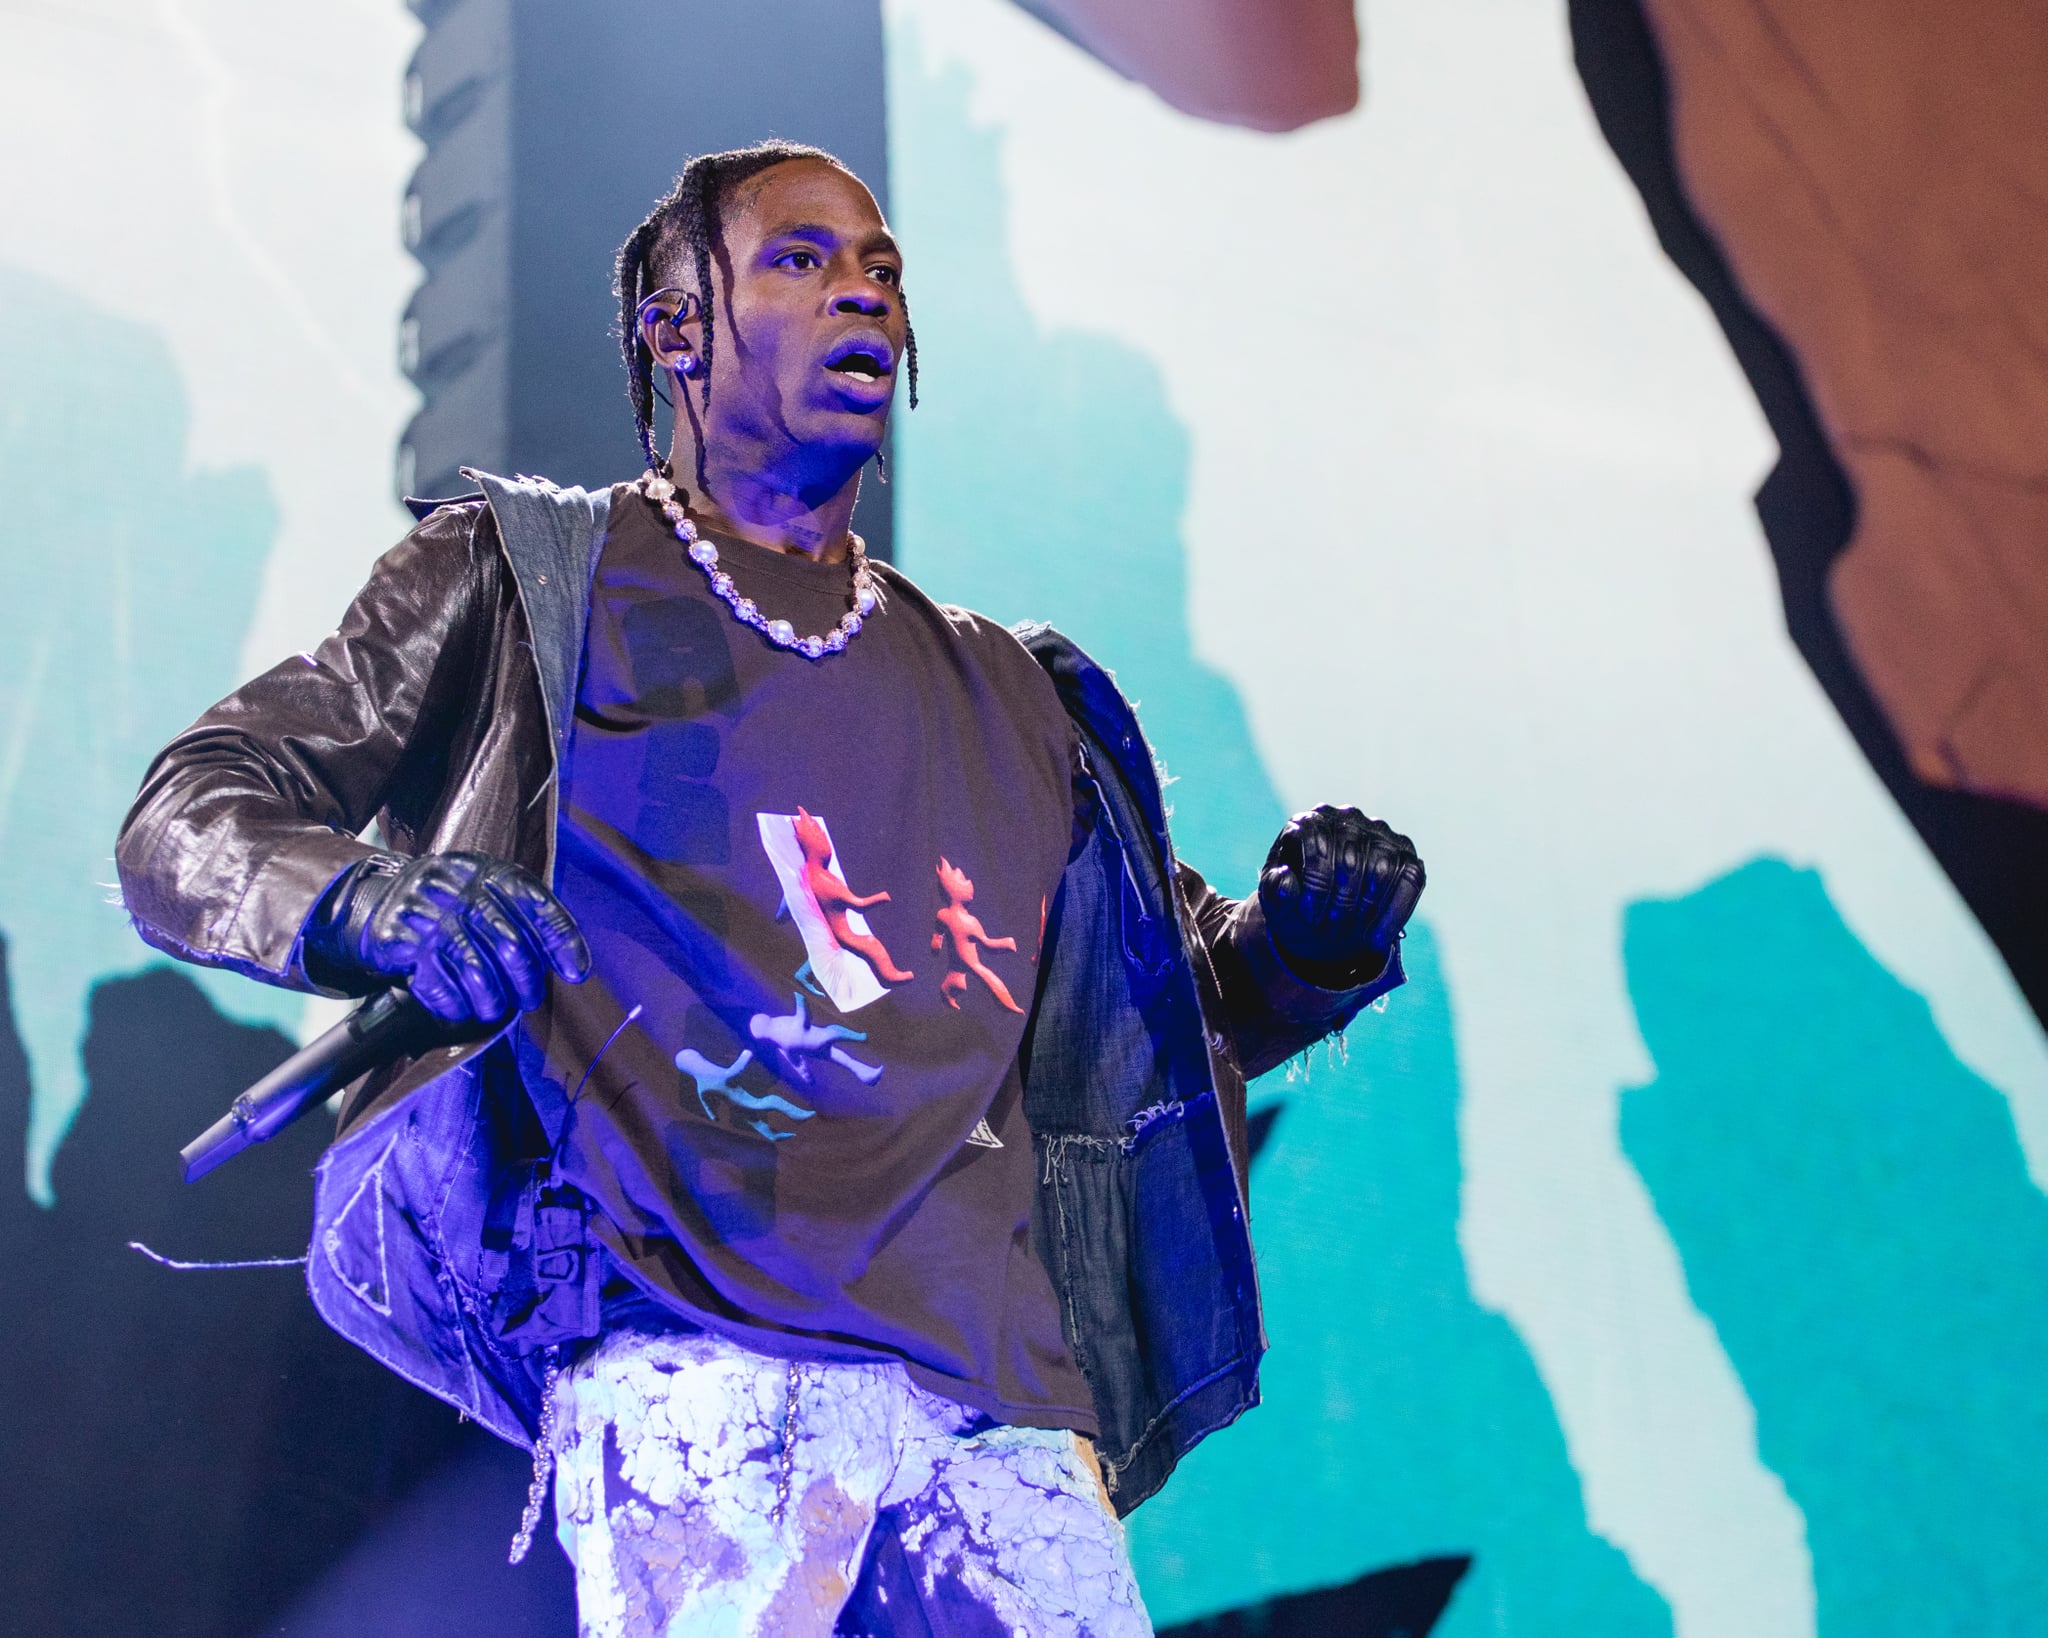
top-left (675, 1045), bottom-right (817, 1142)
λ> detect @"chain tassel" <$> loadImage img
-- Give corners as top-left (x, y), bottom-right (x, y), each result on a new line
top-left (508, 1353), bottom-right (563, 1565)
top-left (773, 1360), bottom-right (802, 1523)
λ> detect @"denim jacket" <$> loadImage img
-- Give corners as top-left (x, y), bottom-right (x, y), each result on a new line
top-left (115, 472), bottom-right (1402, 1514)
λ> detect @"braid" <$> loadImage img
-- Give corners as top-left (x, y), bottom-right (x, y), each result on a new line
top-left (613, 142), bottom-right (923, 482)
top-left (613, 218), bottom-right (663, 474)
top-left (901, 290), bottom-right (919, 411)
top-left (687, 164), bottom-right (717, 414)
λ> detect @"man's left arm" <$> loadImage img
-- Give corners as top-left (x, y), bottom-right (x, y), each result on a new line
top-left (1181, 806), bottom-right (1425, 1082)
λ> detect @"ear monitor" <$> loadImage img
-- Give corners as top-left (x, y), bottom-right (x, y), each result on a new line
top-left (638, 288), bottom-right (702, 380)
top-left (638, 287), bottom-right (699, 333)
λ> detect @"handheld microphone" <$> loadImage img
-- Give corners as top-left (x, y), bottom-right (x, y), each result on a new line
top-left (179, 988), bottom-right (440, 1183)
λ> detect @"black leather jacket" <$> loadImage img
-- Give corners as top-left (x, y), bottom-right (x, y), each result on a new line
top-left (115, 471), bottom-right (1402, 1511)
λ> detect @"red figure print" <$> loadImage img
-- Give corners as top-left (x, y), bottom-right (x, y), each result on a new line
top-left (932, 856), bottom-right (1024, 1014)
top-left (794, 806), bottom-right (913, 984)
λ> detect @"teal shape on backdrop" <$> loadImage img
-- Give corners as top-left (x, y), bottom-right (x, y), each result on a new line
top-left (885, 35), bottom-right (1668, 1634)
top-left (0, 264), bottom-right (297, 1204)
top-left (1623, 858), bottom-right (2048, 1636)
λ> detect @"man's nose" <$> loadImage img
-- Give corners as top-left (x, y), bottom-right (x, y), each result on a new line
top-left (831, 284), bottom-right (889, 318)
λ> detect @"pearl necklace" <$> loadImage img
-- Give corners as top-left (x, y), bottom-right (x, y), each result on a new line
top-left (637, 473), bottom-right (879, 661)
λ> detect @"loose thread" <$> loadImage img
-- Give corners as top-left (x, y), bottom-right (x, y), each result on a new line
top-left (129, 1242), bottom-right (305, 1271)
top-left (568, 1004), bottom-right (643, 1111)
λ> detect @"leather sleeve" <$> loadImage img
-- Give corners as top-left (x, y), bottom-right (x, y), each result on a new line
top-left (1177, 858), bottom-right (1406, 1083)
top-left (114, 504), bottom-right (495, 991)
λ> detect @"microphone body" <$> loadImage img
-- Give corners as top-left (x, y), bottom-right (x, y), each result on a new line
top-left (180, 989), bottom-right (437, 1183)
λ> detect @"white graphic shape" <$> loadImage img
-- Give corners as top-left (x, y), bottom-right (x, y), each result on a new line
top-left (757, 812), bottom-right (890, 1014)
top-left (749, 993), bottom-right (883, 1086)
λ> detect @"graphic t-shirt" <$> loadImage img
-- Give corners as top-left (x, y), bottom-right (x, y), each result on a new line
top-left (518, 484), bottom-right (1093, 1430)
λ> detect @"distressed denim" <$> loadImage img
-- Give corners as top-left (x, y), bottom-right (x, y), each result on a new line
top-left (553, 1327), bottom-right (1151, 1638)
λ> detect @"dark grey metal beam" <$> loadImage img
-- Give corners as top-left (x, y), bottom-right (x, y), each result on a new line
top-left (399, 0), bottom-right (893, 555)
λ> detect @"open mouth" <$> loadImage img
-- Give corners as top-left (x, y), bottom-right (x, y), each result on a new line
top-left (823, 335), bottom-right (895, 386)
top-left (828, 353), bottom-right (888, 384)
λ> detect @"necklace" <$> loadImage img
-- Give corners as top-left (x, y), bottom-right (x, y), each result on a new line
top-left (637, 473), bottom-right (878, 661)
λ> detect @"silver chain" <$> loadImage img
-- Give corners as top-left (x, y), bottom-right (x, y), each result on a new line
top-left (507, 1352), bottom-right (562, 1565)
top-left (773, 1360), bottom-right (802, 1523)
top-left (638, 474), bottom-right (877, 660)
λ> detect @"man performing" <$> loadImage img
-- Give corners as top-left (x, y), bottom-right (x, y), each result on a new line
top-left (116, 143), bottom-right (1424, 1637)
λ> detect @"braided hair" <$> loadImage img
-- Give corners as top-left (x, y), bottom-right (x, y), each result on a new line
top-left (615, 142), bottom-right (920, 481)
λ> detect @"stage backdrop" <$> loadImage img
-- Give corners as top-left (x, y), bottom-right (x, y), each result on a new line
top-left (3, 2), bottom-right (2046, 1635)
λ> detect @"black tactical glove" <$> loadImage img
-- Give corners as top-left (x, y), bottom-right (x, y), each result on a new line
top-left (1257, 805), bottom-right (1425, 987)
top-left (302, 851), bottom-right (591, 1025)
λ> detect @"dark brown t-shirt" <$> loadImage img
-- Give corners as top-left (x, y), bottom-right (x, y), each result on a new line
top-left (516, 484), bottom-right (1094, 1431)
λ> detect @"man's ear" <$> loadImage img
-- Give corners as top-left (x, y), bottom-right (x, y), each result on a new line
top-left (639, 289), bottom-right (702, 379)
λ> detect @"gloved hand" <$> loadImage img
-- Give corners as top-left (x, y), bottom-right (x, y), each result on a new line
top-left (1257, 805), bottom-right (1425, 987)
top-left (302, 851), bottom-right (591, 1025)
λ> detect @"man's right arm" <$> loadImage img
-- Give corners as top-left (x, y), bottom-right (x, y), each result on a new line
top-left (115, 504), bottom-right (494, 992)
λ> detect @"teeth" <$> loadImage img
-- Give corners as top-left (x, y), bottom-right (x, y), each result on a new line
top-left (845, 369), bottom-right (877, 383)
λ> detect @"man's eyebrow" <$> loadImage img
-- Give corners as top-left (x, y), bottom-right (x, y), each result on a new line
top-left (764, 222), bottom-right (901, 259)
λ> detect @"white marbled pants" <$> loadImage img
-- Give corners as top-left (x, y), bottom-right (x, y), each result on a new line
top-left (552, 1326), bottom-right (1153, 1638)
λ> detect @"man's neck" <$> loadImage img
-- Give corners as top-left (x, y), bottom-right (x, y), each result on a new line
top-left (672, 443), bottom-right (864, 565)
